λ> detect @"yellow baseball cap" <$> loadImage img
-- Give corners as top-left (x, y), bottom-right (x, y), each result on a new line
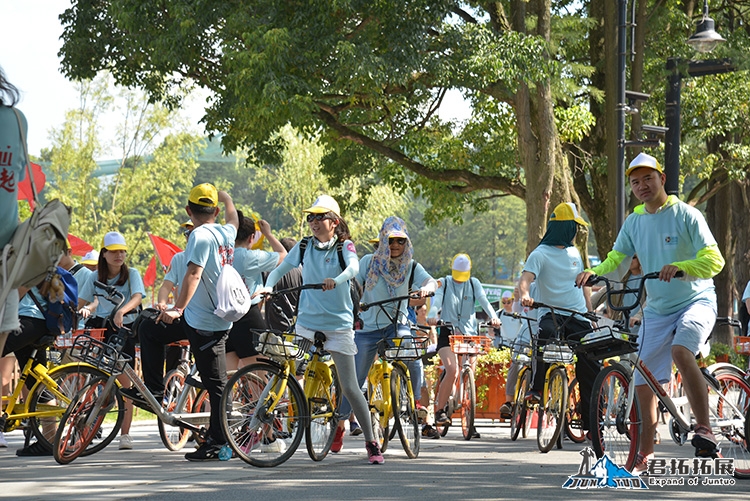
top-left (303, 194), bottom-right (341, 218)
top-left (81, 250), bottom-right (99, 265)
top-left (549, 202), bottom-right (588, 226)
top-left (102, 232), bottom-right (127, 251)
top-left (180, 220), bottom-right (194, 229)
top-left (625, 152), bottom-right (664, 177)
top-left (451, 253), bottom-right (471, 282)
top-left (189, 183), bottom-right (218, 207)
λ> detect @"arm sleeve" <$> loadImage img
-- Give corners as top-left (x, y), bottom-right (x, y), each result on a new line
top-left (672, 244), bottom-right (725, 279)
top-left (265, 243), bottom-right (300, 289)
top-left (474, 278), bottom-right (499, 320)
top-left (333, 240), bottom-right (359, 286)
top-left (589, 249), bottom-right (628, 276)
top-left (427, 279), bottom-right (445, 319)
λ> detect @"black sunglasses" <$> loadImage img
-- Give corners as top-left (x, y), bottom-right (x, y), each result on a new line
top-left (389, 237), bottom-right (407, 245)
top-left (306, 213), bottom-right (330, 222)
top-left (182, 229), bottom-right (192, 236)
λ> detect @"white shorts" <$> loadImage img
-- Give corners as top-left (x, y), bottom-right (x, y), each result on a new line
top-left (633, 299), bottom-right (716, 386)
top-left (296, 325), bottom-right (357, 356)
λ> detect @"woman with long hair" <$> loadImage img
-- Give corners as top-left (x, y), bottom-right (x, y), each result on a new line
top-left (78, 231), bottom-right (145, 451)
top-left (262, 195), bottom-right (385, 464)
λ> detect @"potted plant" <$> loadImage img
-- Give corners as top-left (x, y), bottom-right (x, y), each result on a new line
top-left (709, 342), bottom-right (733, 364)
top-left (475, 347), bottom-right (511, 420)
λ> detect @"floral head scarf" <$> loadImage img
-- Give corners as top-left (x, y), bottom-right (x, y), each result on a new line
top-left (364, 216), bottom-right (414, 295)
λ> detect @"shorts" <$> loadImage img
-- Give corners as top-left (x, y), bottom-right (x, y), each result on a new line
top-left (226, 304), bottom-right (265, 358)
top-left (0, 290), bottom-right (20, 333)
top-left (633, 298), bottom-right (716, 386)
top-left (436, 325), bottom-right (453, 351)
top-left (296, 324), bottom-right (356, 356)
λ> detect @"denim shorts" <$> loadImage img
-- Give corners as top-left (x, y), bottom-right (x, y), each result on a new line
top-left (632, 298), bottom-right (717, 386)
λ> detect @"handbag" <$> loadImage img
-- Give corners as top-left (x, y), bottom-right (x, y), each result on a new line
top-left (0, 109), bottom-right (71, 308)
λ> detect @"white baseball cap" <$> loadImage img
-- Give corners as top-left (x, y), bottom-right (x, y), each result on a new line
top-left (102, 231), bottom-right (127, 251)
top-left (81, 250), bottom-right (99, 265)
top-left (303, 195), bottom-right (341, 218)
top-left (451, 253), bottom-right (471, 282)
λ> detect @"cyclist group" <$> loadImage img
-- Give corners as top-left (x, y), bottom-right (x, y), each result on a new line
top-left (0, 146), bottom-right (730, 472)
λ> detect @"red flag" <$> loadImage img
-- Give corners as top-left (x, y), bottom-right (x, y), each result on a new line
top-left (143, 256), bottom-right (157, 288)
top-left (67, 233), bottom-right (94, 257)
top-left (17, 162), bottom-right (46, 209)
top-left (148, 233), bottom-right (182, 270)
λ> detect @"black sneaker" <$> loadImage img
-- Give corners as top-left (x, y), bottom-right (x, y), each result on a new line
top-left (435, 409), bottom-right (452, 426)
top-left (470, 428), bottom-right (481, 439)
top-left (16, 441), bottom-right (52, 457)
top-left (421, 424), bottom-right (440, 439)
top-left (185, 439), bottom-right (224, 461)
top-left (119, 387), bottom-right (153, 411)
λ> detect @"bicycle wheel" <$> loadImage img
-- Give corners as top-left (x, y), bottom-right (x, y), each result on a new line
top-left (537, 366), bottom-right (567, 453)
top-left (391, 364), bottom-right (420, 458)
top-left (565, 376), bottom-right (586, 443)
top-left (220, 362), bottom-right (305, 467)
top-left (510, 368), bottom-right (530, 441)
top-left (710, 370), bottom-right (750, 478)
top-left (53, 376), bottom-right (116, 464)
top-left (191, 389), bottom-right (210, 446)
top-left (27, 365), bottom-right (115, 453)
top-left (367, 369), bottom-right (390, 452)
top-left (460, 369), bottom-right (476, 441)
top-left (158, 368), bottom-right (195, 451)
top-left (305, 363), bottom-right (340, 461)
top-left (589, 363), bottom-right (639, 470)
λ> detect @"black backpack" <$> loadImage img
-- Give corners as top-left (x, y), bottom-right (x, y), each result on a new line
top-left (298, 237), bottom-right (363, 329)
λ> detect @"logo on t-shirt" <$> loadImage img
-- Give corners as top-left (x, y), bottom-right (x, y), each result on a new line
top-left (664, 236), bottom-right (679, 245)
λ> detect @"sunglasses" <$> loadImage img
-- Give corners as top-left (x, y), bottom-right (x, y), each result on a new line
top-left (306, 213), bottom-right (330, 222)
top-left (502, 300), bottom-right (512, 305)
top-left (389, 238), bottom-right (407, 245)
top-left (182, 229), bottom-right (192, 236)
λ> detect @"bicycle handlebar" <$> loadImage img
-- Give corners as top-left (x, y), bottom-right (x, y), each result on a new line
top-left (529, 301), bottom-right (599, 323)
top-left (586, 270), bottom-right (684, 313)
top-left (359, 291), bottom-right (435, 312)
top-left (264, 283), bottom-right (325, 297)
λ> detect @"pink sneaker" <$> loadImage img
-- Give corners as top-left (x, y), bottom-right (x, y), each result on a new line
top-left (366, 441), bottom-right (384, 464)
top-left (330, 426), bottom-right (345, 453)
top-left (240, 432), bottom-right (262, 454)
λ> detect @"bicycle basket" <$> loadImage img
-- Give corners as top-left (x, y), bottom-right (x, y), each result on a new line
top-left (54, 327), bottom-right (106, 350)
top-left (734, 336), bottom-right (750, 355)
top-left (69, 334), bottom-right (131, 374)
top-left (256, 331), bottom-right (310, 361)
top-left (384, 336), bottom-right (428, 361)
top-left (577, 326), bottom-right (638, 360)
top-left (541, 341), bottom-right (574, 364)
top-left (449, 335), bottom-right (492, 355)
top-left (510, 340), bottom-right (532, 363)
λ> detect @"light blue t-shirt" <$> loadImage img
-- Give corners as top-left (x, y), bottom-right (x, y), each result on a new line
top-left (427, 276), bottom-right (498, 336)
top-left (614, 199), bottom-right (717, 316)
top-left (164, 251), bottom-right (188, 296)
top-left (183, 223), bottom-right (237, 332)
top-left (0, 106), bottom-right (27, 248)
top-left (743, 281), bottom-right (750, 303)
top-left (265, 237), bottom-right (358, 332)
top-left (79, 267), bottom-right (146, 324)
top-left (18, 286), bottom-right (46, 320)
top-left (357, 255), bottom-right (435, 330)
top-left (233, 247), bottom-right (279, 306)
top-left (523, 244), bottom-right (587, 316)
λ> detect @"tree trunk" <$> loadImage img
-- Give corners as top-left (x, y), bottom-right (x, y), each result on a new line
top-left (731, 177), bottom-right (750, 327)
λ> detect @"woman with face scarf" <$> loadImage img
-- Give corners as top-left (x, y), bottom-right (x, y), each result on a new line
top-left (331, 216), bottom-right (436, 452)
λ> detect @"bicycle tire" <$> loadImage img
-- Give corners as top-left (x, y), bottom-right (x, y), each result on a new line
top-left (367, 368), bottom-right (390, 452)
top-left (391, 364), bottom-right (420, 458)
top-left (565, 376), bottom-right (586, 444)
top-left (191, 389), bottom-right (210, 446)
top-left (27, 364), bottom-right (113, 453)
top-left (537, 366), bottom-right (567, 453)
top-left (220, 362), bottom-right (305, 467)
top-left (710, 370), bottom-right (750, 478)
top-left (589, 363), bottom-right (639, 470)
top-left (460, 369), bottom-right (476, 441)
top-left (305, 362), bottom-right (341, 461)
top-left (53, 376), bottom-right (116, 464)
top-left (510, 368), bottom-right (530, 441)
top-left (157, 368), bottom-right (194, 451)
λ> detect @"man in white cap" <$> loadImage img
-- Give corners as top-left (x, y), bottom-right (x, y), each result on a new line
top-left (427, 253), bottom-right (500, 434)
top-left (577, 152), bottom-right (724, 471)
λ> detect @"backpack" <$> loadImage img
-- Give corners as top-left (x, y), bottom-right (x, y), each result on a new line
top-left (298, 237), bottom-right (362, 329)
top-left (27, 266), bottom-right (78, 334)
top-left (202, 229), bottom-right (251, 322)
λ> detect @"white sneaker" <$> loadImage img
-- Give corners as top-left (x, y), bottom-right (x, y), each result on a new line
top-left (0, 432), bottom-right (8, 448)
top-left (260, 438), bottom-right (285, 454)
top-left (119, 434), bottom-right (133, 450)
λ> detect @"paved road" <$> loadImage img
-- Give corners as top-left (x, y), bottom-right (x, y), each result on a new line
top-left (1, 420), bottom-right (747, 500)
